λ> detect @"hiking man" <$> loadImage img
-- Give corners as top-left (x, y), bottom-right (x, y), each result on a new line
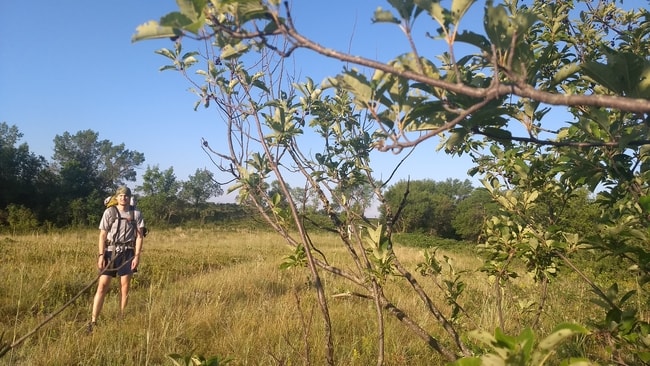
top-left (89, 186), bottom-right (144, 331)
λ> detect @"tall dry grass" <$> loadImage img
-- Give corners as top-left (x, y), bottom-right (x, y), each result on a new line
top-left (0, 228), bottom-right (611, 365)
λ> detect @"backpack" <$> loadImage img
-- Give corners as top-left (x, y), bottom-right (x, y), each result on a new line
top-left (104, 195), bottom-right (118, 208)
top-left (104, 196), bottom-right (149, 236)
top-left (103, 195), bottom-right (148, 237)
top-left (108, 205), bottom-right (137, 244)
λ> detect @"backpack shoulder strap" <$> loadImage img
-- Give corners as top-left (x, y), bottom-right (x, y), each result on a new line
top-left (111, 206), bottom-right (122, 240)
top-left (110, 206), bottom-right (121, 224)
top-left (128, 208), bottom-right (137, 232)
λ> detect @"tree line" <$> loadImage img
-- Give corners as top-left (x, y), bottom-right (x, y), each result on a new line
top-left (378, 178), bottom-right (600, 242)
top-left (1, 121), bottom-right (603, 240)
top-left (0, 122), bottom-right (231, 233)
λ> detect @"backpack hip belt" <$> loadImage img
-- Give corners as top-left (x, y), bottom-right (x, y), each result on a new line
top-left (106, 241), bottom-right (135, 253)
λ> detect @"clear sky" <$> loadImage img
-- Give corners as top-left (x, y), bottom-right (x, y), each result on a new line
top-left (10, 0), bottom-right (641, 201)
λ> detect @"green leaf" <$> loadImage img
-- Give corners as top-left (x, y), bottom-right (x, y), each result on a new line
top-left (387, 0), bottom-right (422, 21)
top-left (494, 327), bottom-right (517, 349)
top-left (581, 61), bottom-right (622, 94)
top-left (160, 9), bottom-right (205, 34)
top-left (365, 224), bottom-right (384, 248)
top-left (558, 358), bottom-right (594, 366)
top-left (160, 12), bottom-right (193, 28)
top-left (415, 0), bottom-right (448, 25)
top-left (535, 323), bottom-right (589, 354)
top-left (451, 0), bottom-right (476, 25)
top-left (456, 30), bottom-right (491, 52)
top-left (176, 0), bottom-right (206, 22)
top-left (482, 127), bottom-right (512, 141)
top-left (639, 352), bottom-right (650, 363)
top-left (551, 63), bottom-right (581, 86)
top-left (444, 129), bottom-right (468, 152)
top-left (480, 354), bottom-right (507, 366)
top-left (517, 327), bottom-right (535, 360)
top-left (639, 195), bottom-right (650, 213)
top-left (513, 11), bottom-right (539, 34)
top-left (132, 21), bottom-right (179, 42)
top-left (638, 65), bottom-right (650, 98)
top-left (619, 289), bottom-right (637, 305)
top-left (372, 8), bottom-right (400, 24)
top-left (468, 329), bottom-right (497, 346)
top-left (160, 65), bottom-right (178, 72)
top-left (449, 357), bottom-right (482, 366)
top-left (484, 3), bottom-right (512, 49)
top-left (154, 48), bottom-right (177, 60)
top-left (220, 43), bottom-right (250, 60)
top-left (581, 51), bottom-right (650, 98)
top-left (330, 70), bottom-right (375, 110)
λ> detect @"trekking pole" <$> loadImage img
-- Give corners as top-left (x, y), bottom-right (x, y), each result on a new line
top-left (0, 253), bottom-right (121, 358)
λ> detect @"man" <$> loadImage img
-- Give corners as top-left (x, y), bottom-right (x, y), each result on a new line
top-left (88, 186), bottom-right (144, 332)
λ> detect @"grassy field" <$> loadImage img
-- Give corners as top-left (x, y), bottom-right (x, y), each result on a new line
top-left (0, 228), bottom-right (633, 365)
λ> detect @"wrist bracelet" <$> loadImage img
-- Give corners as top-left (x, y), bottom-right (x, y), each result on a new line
top-left (98, 253), bottom-right (104, 257)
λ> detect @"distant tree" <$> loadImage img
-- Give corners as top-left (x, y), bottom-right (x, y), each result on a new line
top-left (382, 178), bottom-right (474, 236)
top-left (452, 188), bottom-right (499, 242)
top-left (6, 204), bottom-right (39, 234)
top-left (52, 129), bottom-right (145, 194)
top-left (137, 165), bottom-right (181, 224)
top-left (0, 122), bottom-right (52, 224)
top-left (289, 186), bottom-right (320, 213)
top-left (180, 168), bottom-right (223, 206)
top-left (51, 129), bottom-right (145, 225)
top-left (384, 184), bottom-right (435, 233)
top-left (179, 168), bottom-right (223, 222)
top-left (556, 188), bottom-right (600, 237)
top-left (332, 178), bottom-right (376, 217)
top-left (267, 180), bottom-right (289, 208)
top-left (0, 122), bottom-right (20, 146)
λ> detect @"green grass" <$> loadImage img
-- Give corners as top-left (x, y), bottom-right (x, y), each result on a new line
top-left (0, 228), bottom-right (642, 365)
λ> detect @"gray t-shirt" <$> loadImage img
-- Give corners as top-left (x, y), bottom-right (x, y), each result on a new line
top-left (99, 207), bottom-right (145, 244)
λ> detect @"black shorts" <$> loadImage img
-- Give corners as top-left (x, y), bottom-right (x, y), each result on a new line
top-left (100, 249), bottom-right (135, 277)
